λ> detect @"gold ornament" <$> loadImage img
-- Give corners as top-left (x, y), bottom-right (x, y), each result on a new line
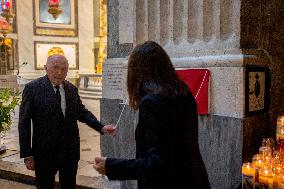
top-left (48, 46), bottom-right (65, 57)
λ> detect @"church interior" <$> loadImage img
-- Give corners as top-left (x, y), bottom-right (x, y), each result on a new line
top-left (0, 0), bottom-right (284, 188)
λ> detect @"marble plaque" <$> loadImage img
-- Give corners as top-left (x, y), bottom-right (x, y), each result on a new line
top-left (102, 58), bottom-right (127, 100)
top-left (34, 42), bottom-right (78, 70)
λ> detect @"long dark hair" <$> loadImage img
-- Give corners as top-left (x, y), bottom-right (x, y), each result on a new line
top-left (127, 41), bottom-right (189, 109)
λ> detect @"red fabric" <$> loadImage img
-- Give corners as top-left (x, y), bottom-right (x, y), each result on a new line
top-left (176, 69), bottom-right (210, 114)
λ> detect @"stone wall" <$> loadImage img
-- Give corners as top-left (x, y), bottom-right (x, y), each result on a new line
top-left (241, 0), bottom-right (284, 134)
top-left (240, 0), bottom-right (284, 162)
top-left (101, 0), bottom-right (284, 188)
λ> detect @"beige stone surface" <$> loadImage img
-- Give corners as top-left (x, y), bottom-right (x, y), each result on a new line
top-left (78, 0), bottom-right (96, 75)
top-left (17, 0), bottom-right (35, 77)
top-left (121, 0), bottom-right (241, 56)
top-left (0, 179), bottom-right (36, 189)
top-left (104, 55), bottom-right (244, 118)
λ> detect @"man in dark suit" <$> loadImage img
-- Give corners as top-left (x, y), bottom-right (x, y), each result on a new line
top-left (18, 47), bottom-right (116, 189)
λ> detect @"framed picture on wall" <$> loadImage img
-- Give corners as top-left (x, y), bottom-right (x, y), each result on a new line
top-left (33, 0), bottom-right (78, 36)
top-left (34, 42), bottom-right (78, 70)
top-left (245, 66), bottom-right (270, 116)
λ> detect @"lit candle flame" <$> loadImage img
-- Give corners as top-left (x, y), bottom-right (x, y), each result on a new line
top-left (277, 116), bottom-right (284, 126)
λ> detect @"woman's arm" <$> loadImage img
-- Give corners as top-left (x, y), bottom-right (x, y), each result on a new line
top-left (105, 98), bottom-right (168, 180)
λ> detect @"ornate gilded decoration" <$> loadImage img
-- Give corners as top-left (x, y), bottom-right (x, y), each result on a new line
top-left (96, 0), bottom-right (107, 74)
top-left (47, 46), bottom-right (65, 57)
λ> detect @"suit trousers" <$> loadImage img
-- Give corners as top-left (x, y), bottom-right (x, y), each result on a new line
top-left (34, 157), bottom-right (78, 189)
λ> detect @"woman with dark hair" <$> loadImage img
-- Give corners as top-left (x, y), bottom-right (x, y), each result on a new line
top-left (94, 41), bottom-right (211, 189)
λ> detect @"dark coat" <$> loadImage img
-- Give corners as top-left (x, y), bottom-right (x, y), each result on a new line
top-left (105, 92), bottom-right (211, 189)
top-left (18, 75), bottom-right (104, 161)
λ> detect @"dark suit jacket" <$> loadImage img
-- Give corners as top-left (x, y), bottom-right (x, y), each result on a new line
top-left (18, 75), bottom-right (104, 161)
top-left (105, 92), bottom-right (211, 189)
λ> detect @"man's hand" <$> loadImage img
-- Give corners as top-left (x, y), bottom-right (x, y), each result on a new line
top-left (93, 157), bottom-right (107, 175)
top-left (24, 156), bottom-right (35, 171)
top-left (102, 124), bottom-right (117, 136)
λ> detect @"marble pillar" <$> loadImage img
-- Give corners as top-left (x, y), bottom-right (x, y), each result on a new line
top-left (101, 0), bottom-right (284, 188)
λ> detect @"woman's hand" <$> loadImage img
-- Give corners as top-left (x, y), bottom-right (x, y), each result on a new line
top-left (24, 156), bottom-right (35, 171)
top-left (93, 156), bottom-right (107, 175)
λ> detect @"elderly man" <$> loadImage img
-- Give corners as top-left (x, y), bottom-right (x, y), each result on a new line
top-left (18, 47), bottom-right (116, 189)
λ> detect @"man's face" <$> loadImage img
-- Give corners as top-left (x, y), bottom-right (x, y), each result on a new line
top-left (45, 55), bottom-right (69, 85)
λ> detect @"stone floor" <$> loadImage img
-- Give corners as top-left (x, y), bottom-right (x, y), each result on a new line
top-left (0, 178), bottom-right (36, 189)
top-left (0, 98), bottom-right (102, 180)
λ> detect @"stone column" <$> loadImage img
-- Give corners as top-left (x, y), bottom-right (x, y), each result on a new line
top-left (17, 0), bottom-right (36, 80)
top-left (101, 0), bottom-right (283, 188)
top-left (78, 0), bottom-right (95, 75)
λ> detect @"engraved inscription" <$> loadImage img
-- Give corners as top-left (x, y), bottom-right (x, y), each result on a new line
top-left (104, 64), bottom-right (122, 91)
top-left (102, 59), bottom-right (126, 100)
